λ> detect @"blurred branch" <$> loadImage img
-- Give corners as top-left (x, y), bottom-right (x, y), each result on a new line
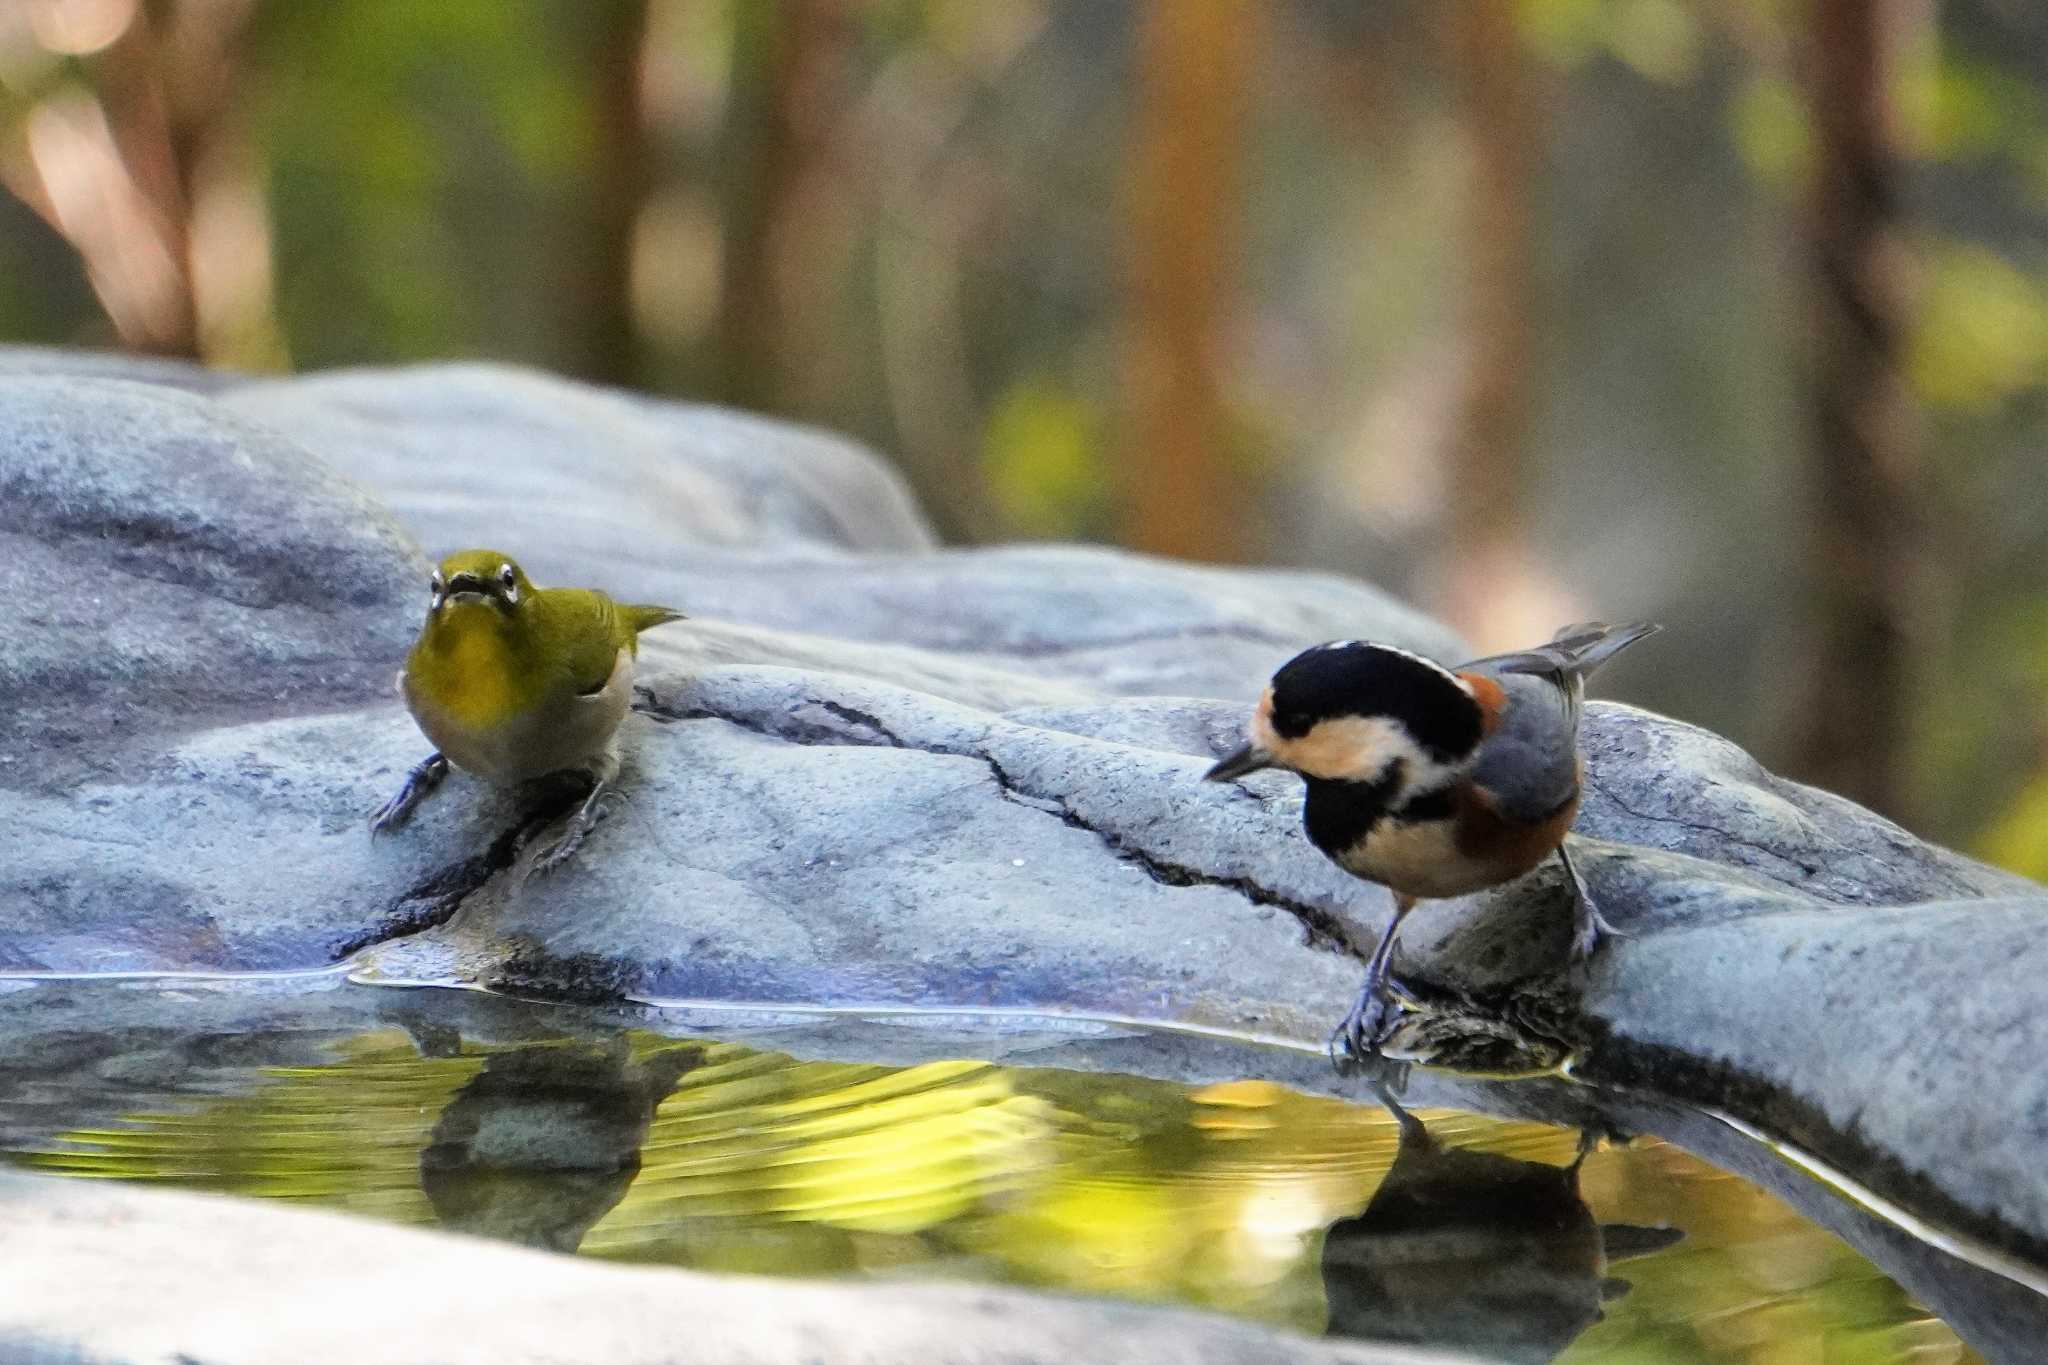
top-left (3, 87), bottom-right (188, 349)
top-left (1120, 0), bottom-right (1258, 563)
top-left (1793, 0), bottom-right (1929, 818)
top-left (0, 0), bottom-right (269, 360)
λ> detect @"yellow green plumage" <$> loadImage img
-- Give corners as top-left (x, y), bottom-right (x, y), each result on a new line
top-left (370, 549), bottom-right (683, 870)
top-left (402, 549), bottom-right (679, 740)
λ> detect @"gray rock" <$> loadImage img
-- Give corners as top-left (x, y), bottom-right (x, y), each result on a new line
top-left (0, 343), bottom-right (239, 393)
top-left (641, 617), bottom-right (1097, 714)
top-left (0, 361), bottom-right (1461, 979)
top-left (0, 375), bottom-right (421, 781)
top-left (0, 1169), bottom-right (1479, 1365)
top-left (357, 666), bottom-right (1367, 1038)
top-left (220, 362), bottom-right (940, 557)
top-left (4, 355), bottom-right (2046, 1361)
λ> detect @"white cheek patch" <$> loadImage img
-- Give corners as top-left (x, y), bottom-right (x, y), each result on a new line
top-left (1277, 714), bottom-right (1466, 789)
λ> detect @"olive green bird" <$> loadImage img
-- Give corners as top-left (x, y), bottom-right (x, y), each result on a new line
top-left (370, 549), bottom-right (684, 873)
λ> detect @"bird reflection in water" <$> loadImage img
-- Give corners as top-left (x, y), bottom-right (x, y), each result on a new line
top-left (419, 1037), bottom-right (702, 1252)
top-left (1320, 1081), bottom-right (1682, 1363)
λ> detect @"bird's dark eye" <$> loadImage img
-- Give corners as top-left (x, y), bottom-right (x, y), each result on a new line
top-left (430, 573), bottom-right (443, 595)
top-left (498, 565), bottom-right (516, 588)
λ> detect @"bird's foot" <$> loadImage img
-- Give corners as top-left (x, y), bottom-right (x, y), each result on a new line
top-left (369, 754), bottom-right (448, 836)
top-left (1573, 1118), bottom-right (1637, 1167)
top-left (525, 783), bottom-right (624, 878)
top-left (1327, 977), bottom-right (1415, 1075)
top-left (1558, 840), bottom-right (1627, 964)
top-left (1569, 901), bottom-right (1602, 964)
top-left (1568, 889), bottom-right (1632, 962)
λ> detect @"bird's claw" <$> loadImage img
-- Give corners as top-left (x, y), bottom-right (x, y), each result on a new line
top-left (1327, 981), bottom-right (1412, 1074)
top-left (1567, 884), bottom-right (1631, 963)
top-left (527, 824), bottom-right (592, 878)
top-left (524, 787), bottom-right (620, 879)
top-left (1328, 1005), bottom-right (1382, 1075)
top-left (1558, 840), bottom-right (1625, 965)
top-left (368, 754), bottom-right (448, 836)
top-left (368, 794), bottom-right (409, 837)
top-left (1568, 907), bottom-right (1602, 964)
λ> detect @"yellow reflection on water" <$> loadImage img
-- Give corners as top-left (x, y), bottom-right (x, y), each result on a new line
top-left (6, 1030), bottom-right (1988, 1365)
top-left (21, 1029), bottom-right (481, 1224)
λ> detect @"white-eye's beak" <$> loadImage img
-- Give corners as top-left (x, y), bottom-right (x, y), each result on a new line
top-left (443, 572), bottom-right (510, 607)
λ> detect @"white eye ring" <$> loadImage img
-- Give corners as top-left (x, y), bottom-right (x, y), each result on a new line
top-left (498, 564), bottom-right (519, 603)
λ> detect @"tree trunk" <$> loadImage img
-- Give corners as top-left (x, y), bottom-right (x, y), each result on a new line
top-left (570, 0), bottom-right (651, 388)
top-left (1121, 0), bottom-right (1258, 563)
top-left (1796, 0), bottom-right (1924, 818)
top-left (716, 0), bottom-right (844, 414)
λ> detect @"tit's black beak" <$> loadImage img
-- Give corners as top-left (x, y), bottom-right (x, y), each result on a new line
top-left (1204, 744), bottom-right (1275, 782)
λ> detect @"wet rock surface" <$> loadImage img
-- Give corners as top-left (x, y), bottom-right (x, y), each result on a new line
top-left (3, 348), bottom-right (2046, 1361)
top-left (0, 1165), bottom-right (1469, 1365)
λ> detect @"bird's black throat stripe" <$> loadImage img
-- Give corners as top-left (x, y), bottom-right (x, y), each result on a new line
top-left (1302, 766), bottom-right (1404, 861)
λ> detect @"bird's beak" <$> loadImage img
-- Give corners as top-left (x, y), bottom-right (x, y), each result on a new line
top-left (1204, 744), bottom-right (1275, 782)
top-left (443, 572), bottom-right (508, 607)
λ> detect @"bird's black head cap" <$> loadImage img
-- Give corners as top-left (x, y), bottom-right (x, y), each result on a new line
top-left (1268, 642), bottom-right (1483, 764)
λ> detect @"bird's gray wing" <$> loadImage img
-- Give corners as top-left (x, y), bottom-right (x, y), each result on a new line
top-left (1465, 671), bottom-right (1583, 825)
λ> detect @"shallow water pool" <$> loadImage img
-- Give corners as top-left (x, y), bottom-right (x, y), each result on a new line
top-left (0, 1011), bottom-right (1992, 1365)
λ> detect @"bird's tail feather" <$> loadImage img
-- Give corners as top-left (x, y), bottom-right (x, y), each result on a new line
top-left (624, 603), bottom-right (686, 635)
top-left (1459, 621), bottom-right (1660, 729)
top-left (1460, 621), bottom-right (1660, 683)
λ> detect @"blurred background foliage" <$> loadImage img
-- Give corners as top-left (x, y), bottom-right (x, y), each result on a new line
top-left (1, 0), bottom-right (2045, 864)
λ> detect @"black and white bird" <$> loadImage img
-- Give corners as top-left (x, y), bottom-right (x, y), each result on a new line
top-left (1205, 622), bottom-right (1659, 1067)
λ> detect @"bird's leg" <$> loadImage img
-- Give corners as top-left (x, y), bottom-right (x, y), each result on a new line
top-left (1329, 893), bottom-right (1415, 1073)
top-left (528, 749), bottom-right (623, 878)
top-left (1558, 839), bottom-right (1623, 963)
top-left (1364, 1072), bottom-right (1432, 1150)
top-left (369, 753), bottom-right (449, 835)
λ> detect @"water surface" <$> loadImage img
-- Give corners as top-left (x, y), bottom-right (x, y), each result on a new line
top-left (1, 1020), bottom-right (1987, 1364)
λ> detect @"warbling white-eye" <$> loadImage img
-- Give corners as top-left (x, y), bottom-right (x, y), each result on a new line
top-left (369, 549), bottom-right (684, 872)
